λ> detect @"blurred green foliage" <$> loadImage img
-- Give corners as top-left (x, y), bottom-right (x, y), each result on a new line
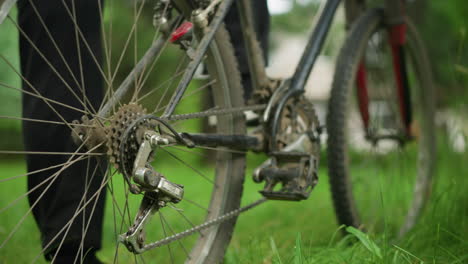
top-left (271, 2), bottom-right (320, 33)
top-left (0, 8), bottom-right (21, 150)
top-left (416, 0), bottom-right (468, 106)
top-left (0, 8), bottom-right (20, 117)
top-left (270, 2), bottom-right (345, 58)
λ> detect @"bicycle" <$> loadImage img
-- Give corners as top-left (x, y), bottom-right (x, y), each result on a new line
top-left (0, 0), bottom-right (435, 263)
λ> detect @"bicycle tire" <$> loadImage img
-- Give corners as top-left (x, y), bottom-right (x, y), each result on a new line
top-left (327, 7), bottom-right (436, 236)
top-left (0, 2), bottom-right (245, 263)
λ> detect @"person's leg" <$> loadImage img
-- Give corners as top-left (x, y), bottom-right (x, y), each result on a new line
top-left (225, 0), bottom-right (270, 100)
top-left (18, 0), bottom-right (106, 262)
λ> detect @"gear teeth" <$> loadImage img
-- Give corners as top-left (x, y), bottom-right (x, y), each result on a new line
top-left (106, 103), bottom-right (148, 172)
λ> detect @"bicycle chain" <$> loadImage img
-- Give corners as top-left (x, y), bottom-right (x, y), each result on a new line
top-left (142, 198), bottom-right (267, 251)
top-left (162, 104), bottom-right (267, 121)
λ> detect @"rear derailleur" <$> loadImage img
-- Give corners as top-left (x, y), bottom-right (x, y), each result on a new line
top-left (117, 121), bottom-right (187, 254)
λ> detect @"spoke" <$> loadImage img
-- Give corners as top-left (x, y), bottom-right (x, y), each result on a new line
top-left (163, 145), bottom-right (208, 158)
top-left (25, 0), bottom-right (98, 115)
top-left (0, 54), bottom-right (88, 137)
top-left (191, 145), bottom-right (247, 155)
top-left (131, 3), bottom-right (174, 102)
top-left (161, 148), bottom-right (214, 185)
top-left (159, 212), bottom-right (175, 264)
top-left (159, 211), bottom-right (190, 258)
top-left (183, 198), bottom-right (209, 212)
top-left (0, 142), bottom-right (93, 248)
top-left (0, 140), bottom-right (100, 214)
top-left (172, 206), bottom-right (204, 237)
top-left (154, 78), bottom-right (216, 115)
top-left (98, 0), bottom-right (120, 118)
top-left (70, 0), bottom-right (92, 115)
top-left (119, 178), bottom-right (134, 240)
top-left (0, 150), bottom-right (104, 156)
top-left (0, 115), bottom-right (96, 127)
top-left (98, 0), bottom-right (112, 88)
top-left (51, 158), bottom-right (104, 263)
top-left (136, 70), bottom-right (185, 104)
top-left (106, 177), bottom-right (129, 224)
top-left (0, 155), bottom-right (88, 214)
top-left (8, 15), bottom-right (90, 113)
top-left (138, 255), bottom-right (147, 264)
top-left (73, 162), bottom-right (113, 264)
top-left (109, 180), bottom-right (122, 264)
top-left (161, 0), bottom-right (236, 118)
top-left (0, 158), bottom-right (85, 183)
top-left (0, 81), bottom-right (99, 118)
top-left (57, 0), bottom-right (111, 87)
top-left (98, 36), bottom-right (168, 118)
top-left (107, 0), bottom-right (146, 85)
top-left (32, 164), bottom-right (112, 263)
top-left (131, 0), bottom-right (141, 103)
top-left (152, 56), bottom-right (189, 114)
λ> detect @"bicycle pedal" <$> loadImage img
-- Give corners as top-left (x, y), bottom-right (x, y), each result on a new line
top-left (253, 151), bottom-right (318, 201)
top-left (259, 190), bottom-right (309, 201)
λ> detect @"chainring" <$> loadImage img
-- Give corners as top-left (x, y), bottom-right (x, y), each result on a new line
top-left (275, 96), bottom-right (321, 153)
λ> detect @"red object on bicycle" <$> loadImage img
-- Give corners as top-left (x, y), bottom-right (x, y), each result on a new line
top-left (389, 24), bottom-right (407, 45)
top-left (356, 62), bottom-right (370, 130)
top-left (170, 22), bottom-right (193, 43)
top-left (389, 23), bottom-right (412, 134)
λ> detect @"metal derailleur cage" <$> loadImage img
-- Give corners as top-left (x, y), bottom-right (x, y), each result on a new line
top-left (116, 114), bottom-right (193, 254)
top-left (253, 82), bottom-right (321, 201)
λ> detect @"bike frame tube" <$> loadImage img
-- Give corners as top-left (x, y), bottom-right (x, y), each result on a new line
top-left (267, 0), bottom-right (341, 150)
top-left (236, 0), bottom-right (270, 93)
top-left (162, 0), bottom-right (235, 118)
top-left (288, 0), bottom-right (342, 95)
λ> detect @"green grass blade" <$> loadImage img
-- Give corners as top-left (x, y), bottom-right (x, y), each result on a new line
top-left (270, 236), bottom-right (283, 264)
top-left (393, 245), bottom-right (424, 263)
top-left (346, 226), bottom-right (383, 259)
top-left (294, 233), bottom-right (303, 264)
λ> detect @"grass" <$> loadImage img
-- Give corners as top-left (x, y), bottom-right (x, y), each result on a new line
top-left (0, 135), bottom-right (467, 263)
top-left (226, 137), bottom-right (468, 264)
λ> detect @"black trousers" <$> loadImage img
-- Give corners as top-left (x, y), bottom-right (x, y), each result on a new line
top-left (19, 0), bottom-right (106, 259)
top-left (225, 1), bottom-right (270, 99)
top-left (19, 0), bottom-right (269, 260)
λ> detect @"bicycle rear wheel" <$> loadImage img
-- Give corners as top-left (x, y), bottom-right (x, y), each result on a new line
top-left (0, 1), bottom-right (245, 263)
top-left (327, 8), bottom-right (436, 236)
